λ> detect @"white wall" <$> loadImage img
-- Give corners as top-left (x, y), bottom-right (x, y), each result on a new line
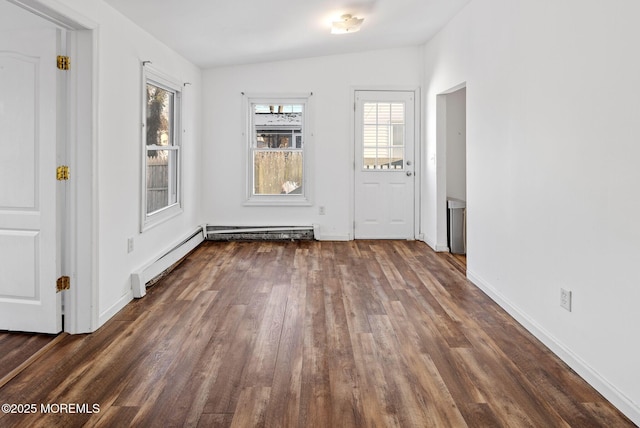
top-left (202, 48), bottom-right (422, 240)
top-left (423, 0), bottom-right (640, 423)
top-left (18, 0), bottom-right (638, 421)
top-left (55, 0), bottom-right (203, 326)
top-left (445, 87), bottom-right (466, 202)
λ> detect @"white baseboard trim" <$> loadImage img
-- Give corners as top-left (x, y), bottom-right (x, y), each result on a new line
top-left (421, 235), bottom-right (435, 249)
top-left (98, 290), bottom-right (133, 328)
top-left (421, 235), bottom-right (449, 252)
top-left (131, 227), bottom-right (205, 298)
top-left (467, 270), bottom-right (640, 426)
top-left (316, 234), bottom-right (351, 241)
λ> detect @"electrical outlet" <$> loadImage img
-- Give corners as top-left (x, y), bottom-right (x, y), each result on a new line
top-left (560, 288), bottom-right (572, 312)
top-left (127, 237), bottom-right (134, 253)
top-left (319, 206), bottom-right (326, 215)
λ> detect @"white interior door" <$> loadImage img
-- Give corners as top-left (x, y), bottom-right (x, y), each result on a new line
top-left (0, 9), bottom-right (63, 333)
top-left (354, 90), bottom-right (416, 239)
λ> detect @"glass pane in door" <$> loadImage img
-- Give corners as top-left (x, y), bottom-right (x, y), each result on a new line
top-left (362, 102), bottom-right (405, 170)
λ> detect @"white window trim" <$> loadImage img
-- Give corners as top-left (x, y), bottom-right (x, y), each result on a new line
top-left (243, 94), bottom-right (313, 206)
top-left (140, 65), bottom-right (183, 231)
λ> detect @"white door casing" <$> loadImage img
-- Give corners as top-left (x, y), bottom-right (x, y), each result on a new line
top-left (0, 25), bottom-right (63, 333)
top-left (354, 90), bottom-right (416, 239)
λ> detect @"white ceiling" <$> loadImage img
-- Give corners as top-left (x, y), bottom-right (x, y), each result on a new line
top-left (103, 0), bottom-right (471, 68)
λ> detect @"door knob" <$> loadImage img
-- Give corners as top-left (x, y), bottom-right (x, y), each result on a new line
top-left (406, 171), bottom-right (413, 177)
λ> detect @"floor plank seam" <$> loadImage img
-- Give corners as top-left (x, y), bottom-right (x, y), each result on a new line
top-left (0, 333), bottom-right (68, 390)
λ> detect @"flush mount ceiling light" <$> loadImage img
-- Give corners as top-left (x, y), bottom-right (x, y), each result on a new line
top-left (331, 14), bottom-right (364, 34)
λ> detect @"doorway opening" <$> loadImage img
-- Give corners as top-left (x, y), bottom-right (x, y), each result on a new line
top-left (436, 85), bottom-right (467, 268)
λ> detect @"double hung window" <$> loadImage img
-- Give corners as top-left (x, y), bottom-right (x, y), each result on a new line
top-left (142, 67), bottom-right (182, 230)
top-left (246, 97), bottom-right (310, 205)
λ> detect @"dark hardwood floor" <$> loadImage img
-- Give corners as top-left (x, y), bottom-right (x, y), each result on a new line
top-left (0, 332), bottom-right (59, 387)
top-left (0, 241), bottom-right (634, 427)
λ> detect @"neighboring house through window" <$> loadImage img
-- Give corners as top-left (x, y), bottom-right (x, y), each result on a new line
top-left (142, 66), bottom-right (182, 230)
top-left (246, 96), bottom-right (311, 205)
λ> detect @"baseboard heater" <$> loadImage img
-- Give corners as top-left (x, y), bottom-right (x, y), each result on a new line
top-left (206, 225), bottom-right (316, 241)
top-left (131, 226), bottom-right (205, 298)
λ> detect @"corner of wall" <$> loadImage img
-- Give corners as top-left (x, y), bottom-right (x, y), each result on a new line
top-left (98, 290), bottom-right (133, 328)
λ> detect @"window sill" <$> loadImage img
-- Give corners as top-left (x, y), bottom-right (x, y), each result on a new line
top-left (243, 197), bottom-right (312, 207)
top-left (141, 204), bottom-right (183, 232)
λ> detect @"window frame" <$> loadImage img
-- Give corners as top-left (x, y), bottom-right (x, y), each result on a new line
top-left (140, 65), bottom-right (183, 231)
top-left (243, 95), bottom-right (312, 206)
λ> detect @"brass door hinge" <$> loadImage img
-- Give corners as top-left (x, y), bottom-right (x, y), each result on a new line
top-left (56, 165), bottom-right (69, 181)
top-left (57, 55), bottom-right (70, 70)
top-left (57, 276), bottom-right (70, 292)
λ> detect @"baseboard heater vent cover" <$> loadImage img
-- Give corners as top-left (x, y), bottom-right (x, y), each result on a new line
top-left (206, 225), bottom-right (315, 241)
top-left (131, 227), bottom-right (205, 298)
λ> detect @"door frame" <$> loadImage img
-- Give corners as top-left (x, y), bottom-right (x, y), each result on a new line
top-left (350, 86), bottom-right (421, 240)
top-left (9, 0), bottom-right (98, 333)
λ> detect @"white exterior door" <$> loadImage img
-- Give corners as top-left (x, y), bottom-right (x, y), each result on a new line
top-left (354, 91), bottom-right (416, 239)
top-left (0, 19), bottom-right (63, 333)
